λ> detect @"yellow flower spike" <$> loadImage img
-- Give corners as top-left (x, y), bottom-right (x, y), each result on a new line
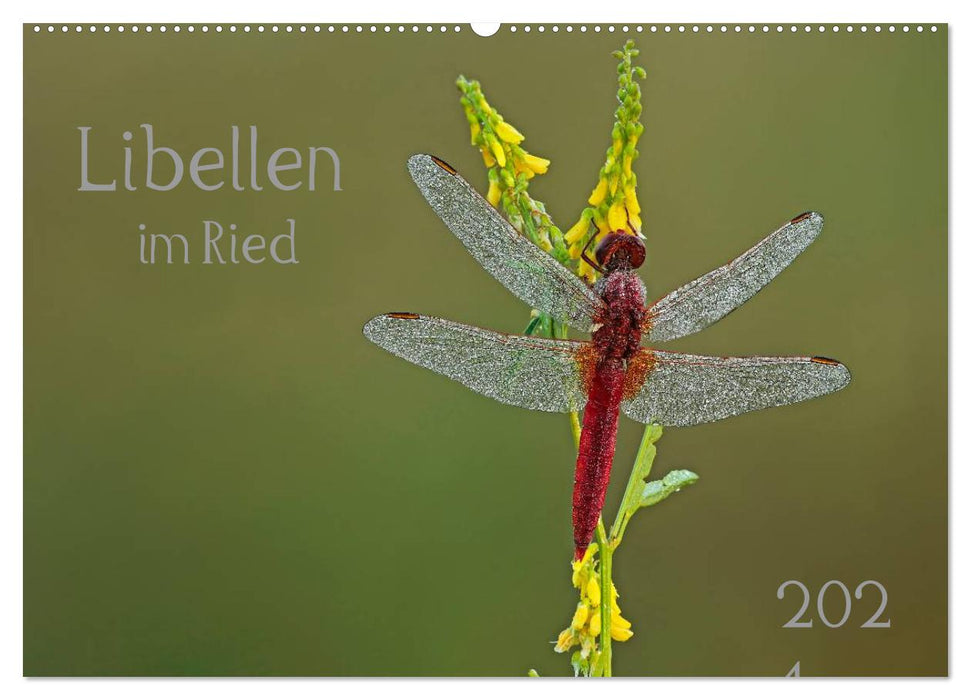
top-left (588, 611), bottom-right (602, 637)
top-left (521, 153), bottom-right (550, 175)
top-left (494, 120), bottom-right (525, 144)
top-left (469, 121), bottom-right (481, 145)
top-left (629, 212), bottom-right (643, 232)
top-left (571, 602), bottom-right (590, 630)
top-left (568, 241), bottom-right (583, 260)
top-left (607, 200), bottom-right (628, 232)
top-left (588, 178), bottom-right (609, 207)
top-left (555, 628), bottom-right (577, 653)
top-left (622, 153), bottom-right (633, 178)
top-left (488, 138), bottom-right (506, 168)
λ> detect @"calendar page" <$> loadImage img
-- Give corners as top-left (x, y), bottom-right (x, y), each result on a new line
top-left (23, 22), bottom-right (947, 677)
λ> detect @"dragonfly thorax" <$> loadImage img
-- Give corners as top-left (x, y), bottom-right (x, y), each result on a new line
top-left (595, 232), bottom-right (646, 272)
top-left (592, 270), bottom-right (647, 360)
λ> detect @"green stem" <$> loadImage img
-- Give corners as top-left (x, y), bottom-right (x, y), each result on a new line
top-left (596, 522), bottom-right (612, 676)
top-left (609, 423), bottom-right (661, 546)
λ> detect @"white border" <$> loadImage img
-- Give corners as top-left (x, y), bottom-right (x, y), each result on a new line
top-left (3, 1), bottom-right (963, 698)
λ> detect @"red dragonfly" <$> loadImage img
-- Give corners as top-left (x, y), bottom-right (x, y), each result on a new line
top-left (365, 154), bottom-right (850, 560)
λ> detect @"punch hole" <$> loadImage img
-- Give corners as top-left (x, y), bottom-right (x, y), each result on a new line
top-left (471, 23), bottom-right (500, 37)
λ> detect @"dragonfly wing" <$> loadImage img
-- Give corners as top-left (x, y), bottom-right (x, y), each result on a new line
top-left (407, 154), bottom-right (605, 332)
top-left (363, 313), bottom-right (589, 413)
top-left (646, 212), bottom-right (824, 342)
top-left (621, 350), bottom-right (850, 427)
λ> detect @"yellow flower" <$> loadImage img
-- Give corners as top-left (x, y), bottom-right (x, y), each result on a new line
top-left (571, 602), bottom-right (590, 629)
top-left (488, 138), bottom-right (506, 168)
top-left (585, 574), bottom-right (601, 607)
top-left (608, 173), bottom-right (620, 197)
top-left (494, 120), bottom-right (525, 144)
top-left (521, 153), bottom-right (550, 175)
top-left (624, 185), bottom-right (640, 216)
top-left (588, 178), bottom-right (608, 207)
top-left (480, 146), bottom-right (496, 168)
top-left (571, 542), bottom-right (598, 587)
top-left (588, 611), bottom-right (602, 637)
top-left (486, 178), bottom-right (502, 207)
top-left (611, 622), bottom-right (634, 642)
top-left (555, 628), bottom-right (577, 653)
top-left (607, 201), bottom-right (628, 232)
top-left (564, 217), bottom-right (590, 247)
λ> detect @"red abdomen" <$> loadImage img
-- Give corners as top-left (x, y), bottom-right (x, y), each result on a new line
top-left (573, 357), bottom-right (626, 560)
top-left (572, 269), bottom-right (647, 560)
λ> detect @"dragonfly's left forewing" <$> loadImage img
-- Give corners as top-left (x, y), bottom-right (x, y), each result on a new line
top-left (364, 313), bottom-right (589, 413)
top-left (407, 154), bottom-right (605, 332)
top-left (621, 350), bottom-right (850, 427)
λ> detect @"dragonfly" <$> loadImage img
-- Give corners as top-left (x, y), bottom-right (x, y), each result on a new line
top-left (364, 154), bottom-right (851, 560)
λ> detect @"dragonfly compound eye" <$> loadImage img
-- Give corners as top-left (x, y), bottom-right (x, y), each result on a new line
top-left (596, 232), bottom-right (647, 271)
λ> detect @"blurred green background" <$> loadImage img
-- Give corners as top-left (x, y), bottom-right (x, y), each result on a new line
top-left (24, 25), bottom-right (946, 676)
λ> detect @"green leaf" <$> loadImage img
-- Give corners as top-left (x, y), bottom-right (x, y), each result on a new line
top-left (639, 469), bottom-right (700, 509)
top-left (527, 668), bottom-right (540, 677)
top-left (631, 423), bottom-right (663, 484)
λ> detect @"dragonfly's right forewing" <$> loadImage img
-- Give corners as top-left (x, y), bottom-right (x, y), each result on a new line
top-left (407, 154), bottom-right (605, 332)
top-left (363, 313), bottom-right (589, 413)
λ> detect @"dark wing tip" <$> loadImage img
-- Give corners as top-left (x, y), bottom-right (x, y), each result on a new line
top-left (790, 210), bottom-right (824, 230)
top-left (364, 312), bottom-right (419, 342)
top-left (407, 153), bottom-right (457, 177)
top-left (810, 355), bottom-right (852, 391)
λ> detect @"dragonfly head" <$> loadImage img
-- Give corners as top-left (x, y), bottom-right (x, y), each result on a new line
top-left (595, 232), bottom-right (646, 272)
